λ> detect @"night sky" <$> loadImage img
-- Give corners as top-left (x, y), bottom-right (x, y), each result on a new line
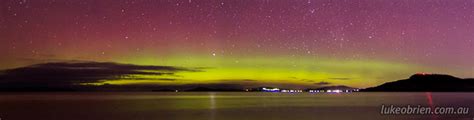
top-left (1, 0), bottom-right (473, 88)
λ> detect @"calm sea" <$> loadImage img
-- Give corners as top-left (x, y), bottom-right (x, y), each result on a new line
top-left (0, 92), bottom-right (473, 120)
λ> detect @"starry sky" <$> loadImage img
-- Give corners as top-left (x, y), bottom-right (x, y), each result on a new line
top-left (1, 0), bottom-right (473, 88)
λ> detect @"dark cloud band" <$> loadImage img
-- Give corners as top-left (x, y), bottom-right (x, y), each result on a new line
top-left (0, 61), bottom-right (202, 88)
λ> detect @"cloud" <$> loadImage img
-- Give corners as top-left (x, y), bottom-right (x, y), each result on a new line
top-left (0, 61), bottom-right (203, 88)
top-left (328, 77), bottom-right (352, 80)
top-left (314, 81), bottom-right (331, 85)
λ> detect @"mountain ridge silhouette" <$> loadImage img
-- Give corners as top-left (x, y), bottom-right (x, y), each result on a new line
top-left (362, 73), bottom-right (474, 92)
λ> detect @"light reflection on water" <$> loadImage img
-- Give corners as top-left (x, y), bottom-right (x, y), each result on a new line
top-left (0, 92), bottom-right (473, 120)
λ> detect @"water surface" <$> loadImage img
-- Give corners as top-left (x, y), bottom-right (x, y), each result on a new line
top-left (0, 92), bottom-right (473, 120)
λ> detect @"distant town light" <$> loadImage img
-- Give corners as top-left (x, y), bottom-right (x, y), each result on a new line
top-left (262, 87), bottom-right (280, 92)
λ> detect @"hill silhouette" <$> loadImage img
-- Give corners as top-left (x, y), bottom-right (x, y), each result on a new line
top-left (362, 73), bottom-right (474, 92)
